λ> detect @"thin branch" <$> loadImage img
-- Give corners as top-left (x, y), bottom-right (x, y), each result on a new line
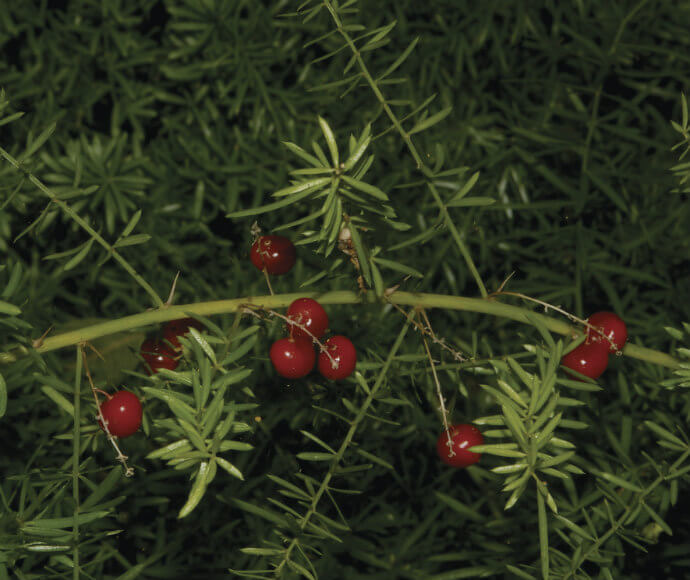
top-left (322, 0), bottom-right (489, 298)
top-left (0, 146), bottom-right (164, 308)
top-left (12, 291), bottom-right (676, 368)
top-left (262, 268), bottom-right (275, 296)
top-left (419, 311), bottom-right (454, 456)
top-left (490, 288), bottom-right (621, 353)
top-left (72, 347), bottom-right (82, 580)
top-left (82, 346), bottom-right (134, 477)
top-left (165, 271), bottom-right (181, 306)
top-left (388, 301), bottom-right (466, 362)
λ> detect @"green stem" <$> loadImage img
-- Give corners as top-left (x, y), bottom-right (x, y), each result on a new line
top-left (72, 348), bottom-right (82, 580)
top-left (536, 492), bottom-right (549, 580)
top-left (28, 290), bottom-right (679, 369)
top-left (0, 147), bottom-right (164, 308)
top-left (427, 184), bottom-right (489, 297)
top-left (566, 473), bottom-right (665, 578)
top-left (275, 313), bottom-right (412, 575)
top-left (322, 0), bottom-right (488, 297)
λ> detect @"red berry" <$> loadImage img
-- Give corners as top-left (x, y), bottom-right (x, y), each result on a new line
top-left (317, 335), bottom-right (356, 380)
top-left (586, 311), bottom-right (628, 353)
top-left (287, 298), bottom-right (329, 340)
top-left (163, 317), bottom-right (204, 350)
top-left (561, 340), bottom-right (609, 379)
top-left (141, 338), bottom-right (179, 374)
top-left (250, 235), bottom-right (296, 275)
top-left (270, 337), bottom-right (315, 379)
top-left (99, 391), bottom-right (142, 438)
top-left (437, 424), bottom-right (484, 468)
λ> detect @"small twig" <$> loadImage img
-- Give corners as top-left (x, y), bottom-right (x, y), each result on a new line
top-left (241, 307), bottom-right (265, 321)
top-left (32, 325), bottom-right (54, 349)
top-left (418, 311), bottom-right (454, 457)
top-left (387, 301), bottom-right (467, 362)
top-left (489, 287), bottom-right (620, 353)
top-left (262, 268), bottom-right (274, 295)
top-left (495, 271), bottom-right (516, 294)
top-left (165, 271), bottom-right (181, 306)
top-left (384, 274), bottom-right (412, 298)
top-left (81, 345), bottom-right (134, 477)
top-left (418, 308), bottom-right (467, 362)
top-left (84, 341), bottom-right (106, 362)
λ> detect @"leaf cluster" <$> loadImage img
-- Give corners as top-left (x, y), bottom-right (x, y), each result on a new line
top-left (1, 1), bottom-right (689, 579)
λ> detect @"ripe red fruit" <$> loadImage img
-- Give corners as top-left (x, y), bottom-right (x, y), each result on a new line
top-left (99, 391), bottom-right (142, 438)
top-left (437, 424), bottom-right (484, 468)
top-left (141, 338), bottom-right (179, 374)
top-left (287, 298), bottom-right (329, 340)
top-left (163, 317), bottom-right (204, 350)
top-left (250, 235), bottom-right (296, 275)
top-left (586, 311), bottom-right (628, 353)
top-left (317, 335), bottom-right (356, 380)
top-left (270, 337), bottom-right (315, 379)
top-left (561, 340), bottom-right (609, 379)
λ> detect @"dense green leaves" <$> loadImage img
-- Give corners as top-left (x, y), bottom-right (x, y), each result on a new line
top-left (0, 0), bottom-right (689, 578)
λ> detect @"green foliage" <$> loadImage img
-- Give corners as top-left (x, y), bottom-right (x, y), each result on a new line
top-left (1, 1), bottom-right (690, 579)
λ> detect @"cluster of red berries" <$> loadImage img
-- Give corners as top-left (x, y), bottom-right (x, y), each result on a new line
top-left (140, 317), bottom-right (204, 375)
top-left (98, 234), bottom-right (626, 467)
top-left (98, 318), bottom-right (204, 438)
top-left (98, 234), bottom-right (355, 438)
top-left (249, 234), bottom-right (357, 381)
top-left (251, 234), bottom-right (468, 463)
top-left (561, 311), bottom-right (628, 380)
top-left (270, 297), bottom-right (356, 381)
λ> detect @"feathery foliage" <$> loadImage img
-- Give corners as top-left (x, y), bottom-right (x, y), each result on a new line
top-left (1, 1), bottom-right (689, 578)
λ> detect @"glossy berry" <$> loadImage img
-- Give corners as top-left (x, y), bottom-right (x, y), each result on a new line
top-left (99, 391), bottom-right (142, 438)
top-left (437, 424), bottom-right (484, 468)
top-left (317, 335), bottom-right (356, 380)
top-left (586, 311), bottom-right (628, 353)
top-left (287, 298), bottom-right (329, 340)
top-left (141, 338), bottom-right (179, 374)
top-left (270, 337), bottom-right (315, 379)
top-left (250, 235), bottom-right (296, 275)
top-left (164, 317), bottom-right (204, 350)
top-left (561, 340), bottom-right (609, 379)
